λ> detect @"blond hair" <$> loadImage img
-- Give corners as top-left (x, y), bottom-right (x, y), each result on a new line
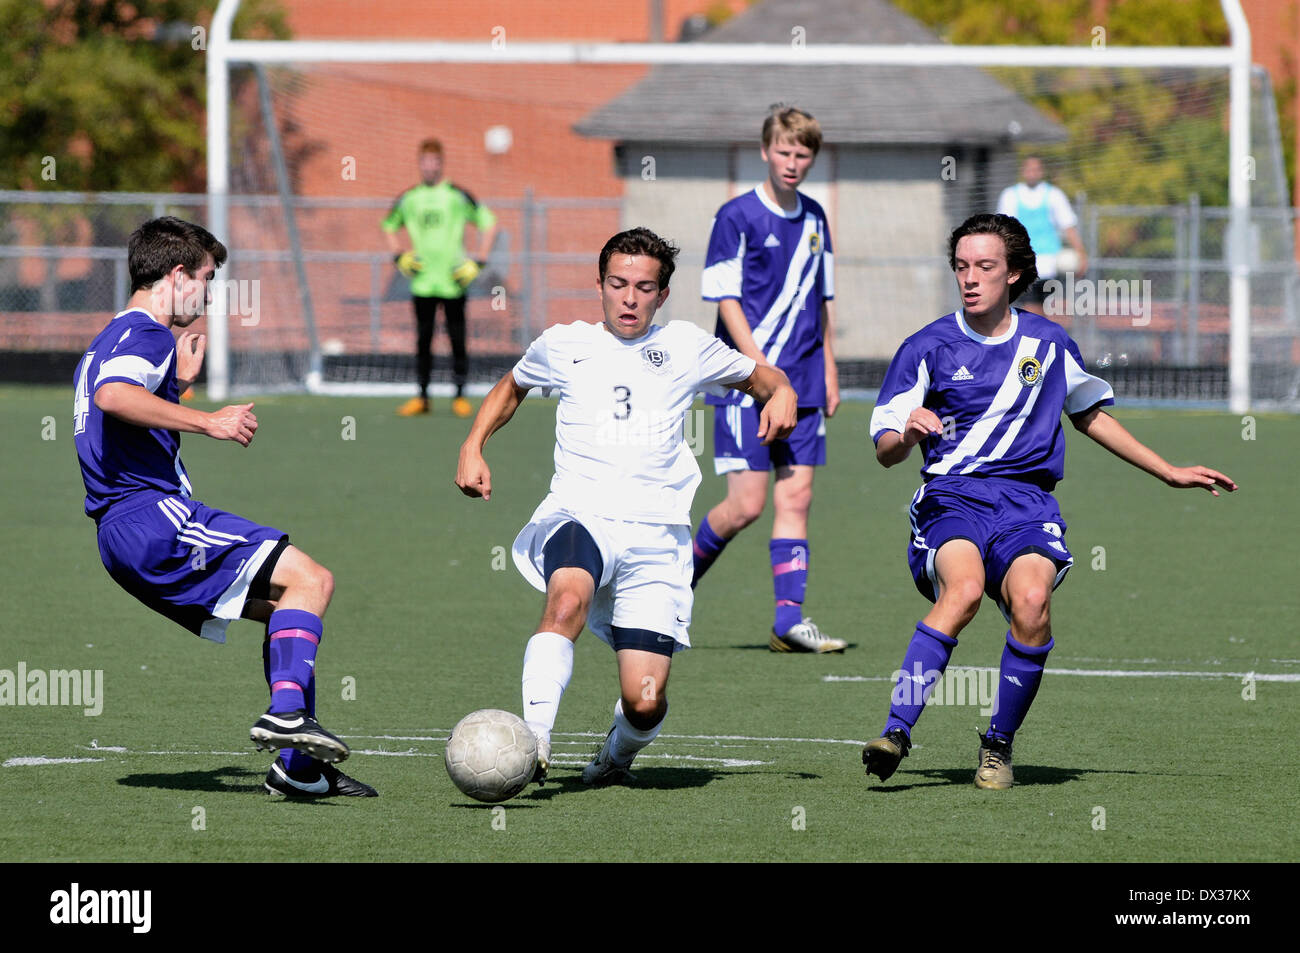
top-left (761, 105), bottom-right (822, 155)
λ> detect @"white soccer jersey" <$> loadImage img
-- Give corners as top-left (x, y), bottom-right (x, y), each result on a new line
top-left (512, 320), bottom-right (756, 524)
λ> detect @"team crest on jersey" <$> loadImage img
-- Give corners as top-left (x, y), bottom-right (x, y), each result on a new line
top-left (641, 346), bottom-right (672, 375)
top-left (1017, 355), bottom-right (1043, 387)
top-left (808, 232), bottom-right (822, 255)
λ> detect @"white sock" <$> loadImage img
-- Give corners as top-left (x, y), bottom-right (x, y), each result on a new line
top-left (522, 632), bottom-right (574, 743)
top-left (609, 696), bottom-right (666, 766)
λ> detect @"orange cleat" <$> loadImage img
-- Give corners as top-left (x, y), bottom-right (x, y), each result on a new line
top-left (397, 397), bottom-right (430, 416)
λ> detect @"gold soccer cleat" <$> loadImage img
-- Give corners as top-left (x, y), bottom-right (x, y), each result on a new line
top-left (974, 731), bottom-right (1014, 790)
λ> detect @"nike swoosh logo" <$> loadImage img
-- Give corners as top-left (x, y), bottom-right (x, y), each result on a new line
top-left (285, 773), bottom-right (330, 794)
top-left (572, 357), bottom-right (590, 363)
top-left (528, 700), bottom-right (545, 705)
top-left (658, 633), bottom-right (677, 642)
top-left (261, 714), bottom-right (305, 729)
top-left (675, 617), bottom-right (689, 624)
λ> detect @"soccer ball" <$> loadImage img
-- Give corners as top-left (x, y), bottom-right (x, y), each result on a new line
top-left (444, 709), bottom-right (538, 803)
top-left (1054, 248), bottom-right (1080, 275)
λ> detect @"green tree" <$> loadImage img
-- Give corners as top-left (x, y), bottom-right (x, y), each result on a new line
top-left (893, 0), bottom-right (1284, 261)
top-left (0, 0), bottom-right (288, 193)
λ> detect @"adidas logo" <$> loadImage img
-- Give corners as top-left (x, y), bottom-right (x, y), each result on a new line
top-left (951, 365), bottom-right (975, 382)
top-left (764, 233), bottom-right (781, 248)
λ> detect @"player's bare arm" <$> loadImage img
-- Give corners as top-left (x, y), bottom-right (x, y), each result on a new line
top-left (456, 370), bottom-right (530, 500)
top-left (876, 407), bottom-right (945, 467)
top-left (95, 382), bottom-right (257, 446)
top-left (472, 222), bottom-right (500, 264)
top-left (1071, 406), bottom-right (1237, 495)
top-left (717, 299), bottom-right (769, 364)
top-left (731, 364), bottom-right (797, 444)
top-left (821, 301), bottom-right (840, 418)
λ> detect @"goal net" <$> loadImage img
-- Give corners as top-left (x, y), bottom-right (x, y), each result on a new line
top-left (207, 32), bottom-right (1297, 408)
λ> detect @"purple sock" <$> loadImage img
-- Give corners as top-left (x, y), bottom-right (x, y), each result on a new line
top-left (264, 626), bottom-right (319, 774)
top-left (267, 609), bottom-right (322, 714)
top-left (691, 516), bottom-right (729, 588)
top-left (884, 621), bottom-right (959, 738)
top-left (770, 538), bottom-right (808, 635)
top-left (987, 632), bottom-right (1054, 743)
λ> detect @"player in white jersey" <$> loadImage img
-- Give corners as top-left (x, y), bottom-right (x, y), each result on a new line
top-left (863, 213), bottom-right (1236, 791)
top-left (457, 228), bottom-right (797, 785)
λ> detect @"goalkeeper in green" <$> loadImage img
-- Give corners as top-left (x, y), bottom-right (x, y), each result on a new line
top-left (383, 138), bottom-right (499, 418)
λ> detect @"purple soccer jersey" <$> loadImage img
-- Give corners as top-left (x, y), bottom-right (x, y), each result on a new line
top-left (74, 307), bottom-right (286, 642)
top-left (74, 308), bottom-right (192, 521)
top-left (870, 308), bottom-right (1114, 491)
top-left (701, 187), bottom-right (833, 409)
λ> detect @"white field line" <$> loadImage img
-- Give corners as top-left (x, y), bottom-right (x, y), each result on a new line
top-left (344, 731), bottom-right (867, 745)
top-left (1055, 655), bottom-right (1300, 667)
top-left (343, 748), bottom-right (771, 767)
top-left (824, 666), bottom-right (1300, 683)
top-left (3, 742), bottom-right (774, 769)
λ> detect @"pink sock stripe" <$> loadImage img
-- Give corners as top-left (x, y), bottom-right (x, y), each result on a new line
top-left (776, 600), bottom-right (800, 607)
top-left (269, 628), bottom-right (320, 645)
top-left (772, 561), bottom-right (805, 575)
top-left (693, 542), bottom-right (707, 557)
top-left (271, 681), bottom-right (303, 694)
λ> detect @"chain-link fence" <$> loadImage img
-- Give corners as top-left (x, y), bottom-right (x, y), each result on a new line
top-left (3, 189), bottom-right (1298, 404)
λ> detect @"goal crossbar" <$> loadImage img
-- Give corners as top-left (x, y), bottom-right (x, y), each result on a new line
top-left (206, 0), bottom-right (1253, 410)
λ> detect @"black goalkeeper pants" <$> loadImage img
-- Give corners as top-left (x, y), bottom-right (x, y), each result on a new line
top-left (413, 294), bottom-right (467, 398)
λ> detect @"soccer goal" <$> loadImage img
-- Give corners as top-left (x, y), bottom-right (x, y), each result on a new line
top-left (205, 0), bottom-right (1290, 412)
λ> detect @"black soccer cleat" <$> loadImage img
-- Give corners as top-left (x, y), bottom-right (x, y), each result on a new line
top-left (264, 760), bottom-right (377, 798)
top-left (862, 728), bottom-right (911, 782)
top-left (250, 709), bottom-right (350, 763)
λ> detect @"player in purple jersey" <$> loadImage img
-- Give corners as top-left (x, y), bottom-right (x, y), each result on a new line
top-left (690, 105), bottom-right (847, 653)
top-left (73, 217), bottom-right (375, 799)
top-left (863, 213), bottom-right (1236, 790)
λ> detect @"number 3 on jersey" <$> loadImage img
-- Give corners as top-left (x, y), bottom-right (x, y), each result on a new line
top-left (613, 385), bottom-right (632, 420)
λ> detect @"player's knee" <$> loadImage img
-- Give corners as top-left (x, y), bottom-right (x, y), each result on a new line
top-left (775, 485), bottom-right (812, 518)
top-left (315, 566), bottom-right (335, 604)
top-left (1011, 586), bottom-right (1051, 628)
top-left (623, 691), bottom-right (666, 728)
top-left (293, 559), bottom-right (333, 602)
top-left (733, 494), bottom-right (766, 526)
top-left (546, 587), bottom-right (589, 628)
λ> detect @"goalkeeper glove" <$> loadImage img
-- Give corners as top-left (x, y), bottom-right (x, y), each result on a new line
top-left (452, 259), bottom-right (484, 289)
top-left (395, 251), bottom-right (423, 278)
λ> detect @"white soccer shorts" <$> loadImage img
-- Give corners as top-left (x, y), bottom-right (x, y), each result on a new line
top-left (512, 495), bottom-right (694, 650)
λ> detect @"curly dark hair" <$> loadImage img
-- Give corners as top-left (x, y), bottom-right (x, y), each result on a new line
top-left (128, 216), bottom-right (227, 292)
top-left (598, 227), bottom-right (680, 289)
top-left (947, 213), bottom-right (1038, 302)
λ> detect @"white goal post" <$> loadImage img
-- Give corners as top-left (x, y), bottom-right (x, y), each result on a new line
top-left (205, 0), bottom-right (1254, 411)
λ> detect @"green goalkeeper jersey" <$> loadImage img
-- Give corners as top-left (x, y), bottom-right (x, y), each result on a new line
top-left (382, 180), bottom-right (497, 298)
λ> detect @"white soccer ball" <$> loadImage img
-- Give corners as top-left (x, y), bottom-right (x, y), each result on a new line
top-left (444, 708), bottom-right (538, 803)
top-left (1054, 248), bottom-right (1080, 275)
